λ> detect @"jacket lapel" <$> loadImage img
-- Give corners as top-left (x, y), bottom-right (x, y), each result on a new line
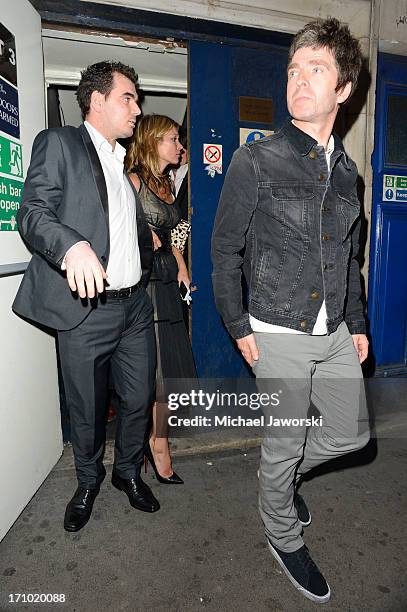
top-left (78, 124), bottom-right (109, 227)
top-left (125, 172), bottom-right (143, 236)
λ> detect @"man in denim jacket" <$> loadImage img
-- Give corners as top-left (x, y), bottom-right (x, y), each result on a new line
top-left (212, 18), bottom-right (370, 604)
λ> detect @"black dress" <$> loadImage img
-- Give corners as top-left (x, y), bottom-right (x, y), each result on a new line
top-left (138, 180), bottom-right (197, 401)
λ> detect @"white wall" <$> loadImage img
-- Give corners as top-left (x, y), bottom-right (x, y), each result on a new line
top-left (0, 0), bottom-right (62, 542)
top-left (379, 0), bottom-right (407, 54)
top-left (0, 276), bottom-right (61, 541)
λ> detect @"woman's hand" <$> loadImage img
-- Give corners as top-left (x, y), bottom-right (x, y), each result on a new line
top-left (177, 267), bottom-right (191, 288)
top-left (172, 246), bottom-right (192, 288)
top-left (151, 230), bottom-right (162, 251)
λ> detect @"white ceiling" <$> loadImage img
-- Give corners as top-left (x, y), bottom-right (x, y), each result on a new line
top-left (42, 28), bottom-right (188, 93)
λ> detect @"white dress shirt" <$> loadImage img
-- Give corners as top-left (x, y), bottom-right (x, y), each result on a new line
top-left (250, 134), bottom-right (334, 336)
top-left (170, 163), bottom-right (188, 196)
top-left (84, 122), bottom-right (141, 290)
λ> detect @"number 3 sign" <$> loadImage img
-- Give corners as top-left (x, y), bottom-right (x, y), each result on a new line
top-left (0, 23), bottom-right (17, 87)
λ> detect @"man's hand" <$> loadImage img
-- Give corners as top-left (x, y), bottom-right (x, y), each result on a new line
top-left (352, 333), bottom-right (369, 363)
top-left (65, 242), bottom-right (107, 298)
top-left (236, 333), bottom-right (259, 367)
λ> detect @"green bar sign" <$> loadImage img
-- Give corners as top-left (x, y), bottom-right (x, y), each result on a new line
top-left (0, 133), bottom-right (23, 178)
top-left (384, 174), bottom-right (407, 189)
top-left (396, 176), bottom-right (407, 189)
top-left (0, 175), bottom-right (23, 231)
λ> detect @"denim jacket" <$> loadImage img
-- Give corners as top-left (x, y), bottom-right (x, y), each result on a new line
top-left (211, 119), bottom-right (367, 340)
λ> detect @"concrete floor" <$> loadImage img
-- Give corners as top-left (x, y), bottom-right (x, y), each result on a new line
top-left (0, 427), bottom-right (406, 612)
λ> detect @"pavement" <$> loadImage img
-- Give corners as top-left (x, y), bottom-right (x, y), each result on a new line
top-left (1, 399), bottom-right (407, 612)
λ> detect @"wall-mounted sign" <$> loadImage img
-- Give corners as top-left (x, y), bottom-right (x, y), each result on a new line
top-left (383, 174), bottom-right (407, 202)
top-left (239, 127), bottom-right (274, 146)
top-left (0, 175), bottom-right (22, 232)
top-left (203, 143), bottom-right (222, 165)
top-left (239, 96), bottom-right (273, 124)
top-left (0, 77), bottom-right (19, 138)
top-left (203, 143), bottom-right (222, 177)
top-left (0, 133), bottom-right (23, 178)
top-left (0, 23), bottom-right (17, 87)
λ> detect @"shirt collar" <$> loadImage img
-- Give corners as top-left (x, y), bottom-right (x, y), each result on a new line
top-left (325, 135), bottom-right (334, 155)
top-left (284, 118), bottom-right (343, 154)
top-left (283, 118), bottom-right (350, 168)
top-left (84, 121), bottom-right (126, 164)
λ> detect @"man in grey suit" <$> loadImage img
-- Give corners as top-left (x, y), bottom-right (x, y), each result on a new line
top-left (13, 61), bottom-right (159, 531)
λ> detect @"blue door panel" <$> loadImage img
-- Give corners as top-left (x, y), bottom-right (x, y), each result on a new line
top-left (369, 53), bottom-right (407, 373)
top-left (189, 40), bottom-right (289, 377)
top-left (373, 208), bottom-right (407, 364)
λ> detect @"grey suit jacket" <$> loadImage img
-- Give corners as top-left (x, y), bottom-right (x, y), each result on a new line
top-left (13, 124), bottom-right (153, 331)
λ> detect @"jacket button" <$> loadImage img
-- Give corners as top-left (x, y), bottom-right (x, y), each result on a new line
top-left (319, 173), bottom-right (325, 181)
top-left (322, 205), bottom-right (328, 212)
top-left (322, 234), bottom-right (330, 241)
top-left (323, 264), bottom-right (328, 270)
top-left (300, 320), bottom-right (307, 330)
top-left (311, 291), bottom-right (319, 300)
top-left (309, 150), bottom-right (317, 159)
top-left (101, 255), bottom-right (106, 262)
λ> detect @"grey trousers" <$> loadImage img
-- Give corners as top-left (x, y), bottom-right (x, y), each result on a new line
top-left (253, 322), bottom-right (370, 552)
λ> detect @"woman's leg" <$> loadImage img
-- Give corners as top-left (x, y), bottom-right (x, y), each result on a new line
top-left (149, 401), bottom-right (173, 477)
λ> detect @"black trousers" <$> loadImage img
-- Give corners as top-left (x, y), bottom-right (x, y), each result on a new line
top-left (57, 287), bottom-right (156, 488)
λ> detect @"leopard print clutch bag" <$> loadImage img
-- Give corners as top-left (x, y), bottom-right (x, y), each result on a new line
top-left (171, 219), bottom-right (191, 254)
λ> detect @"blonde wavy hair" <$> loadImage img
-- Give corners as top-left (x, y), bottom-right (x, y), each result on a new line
top-left (126, 114), bottom-right (179, 196)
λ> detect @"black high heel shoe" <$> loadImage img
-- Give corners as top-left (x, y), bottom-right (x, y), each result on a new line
top-left (144, 442), bottom-right (184, 484)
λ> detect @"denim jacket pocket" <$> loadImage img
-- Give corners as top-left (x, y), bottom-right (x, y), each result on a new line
top-left (336, 193), bottom-right (360, 241)
top-left (251, 186), bottom-right (314, 307)
top-left (264, 185), bottom-right (315, 239)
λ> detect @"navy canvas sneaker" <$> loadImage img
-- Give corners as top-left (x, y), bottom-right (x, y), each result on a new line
top-left (294, 492), bottom-right (312, 527)
top-left (267, 539), bottom-right (330, 603)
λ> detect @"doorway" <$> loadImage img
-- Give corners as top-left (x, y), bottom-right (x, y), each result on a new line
top-left (42, 27), bottom-right (187, 125)
top-left (41, 26), bottom-right (189, 440)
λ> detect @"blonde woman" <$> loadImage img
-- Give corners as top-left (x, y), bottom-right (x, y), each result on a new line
top-left (126, 114), bottom-right (196, 484)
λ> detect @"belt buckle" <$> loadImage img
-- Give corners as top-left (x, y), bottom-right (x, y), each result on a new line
top-left (119, 287), bottom-right (131, 298)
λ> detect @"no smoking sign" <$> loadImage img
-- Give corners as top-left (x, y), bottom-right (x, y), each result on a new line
top-left (203, 143), bottom-right (222, 165)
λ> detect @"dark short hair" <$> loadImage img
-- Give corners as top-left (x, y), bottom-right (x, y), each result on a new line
top-left (76, 61), bottom-right (138, 120)
top-left (178, 125), bottom-right (188, 150)
top-left (288, 18), bottom-right (363, 98)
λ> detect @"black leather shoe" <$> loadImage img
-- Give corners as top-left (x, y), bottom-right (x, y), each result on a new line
top-left (144, 443), bottom-right (184, 484)
top-left (64, 486), bottom-right (99, 532)
top-left (111, 472), bottom-right (160, 513)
